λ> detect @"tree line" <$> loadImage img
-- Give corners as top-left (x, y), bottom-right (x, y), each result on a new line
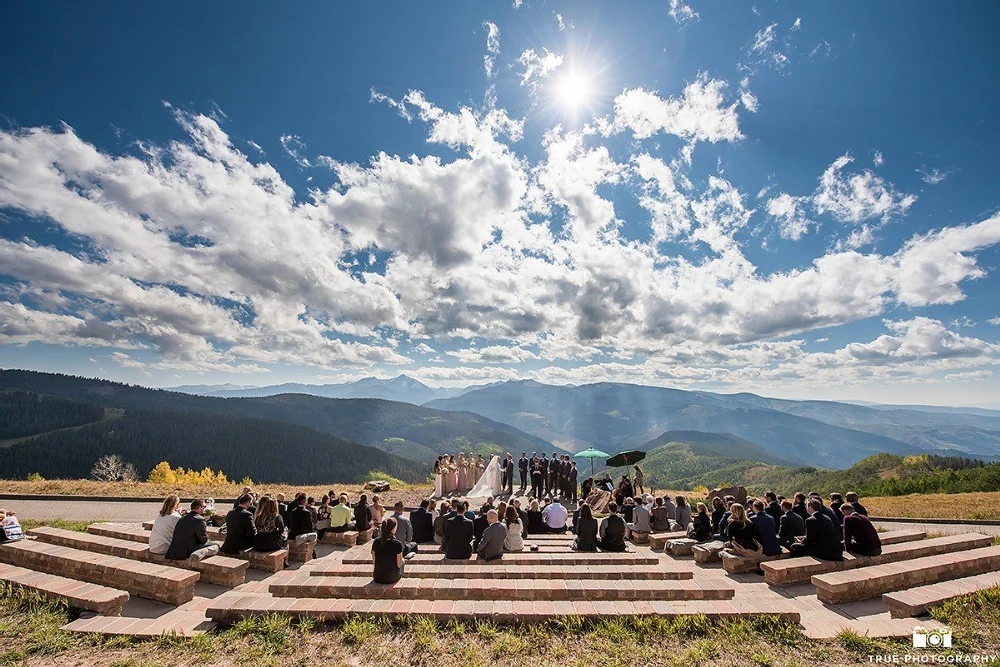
top-left (0, 390), bottom-right (105, 440)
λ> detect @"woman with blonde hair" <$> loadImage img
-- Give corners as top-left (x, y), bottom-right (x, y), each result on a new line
top-left (149, 495), bottom-right (182, 556)
top-left (253, 496), bottom-right (287, 554)
top-left (503, 506), bottom-right (524, 552)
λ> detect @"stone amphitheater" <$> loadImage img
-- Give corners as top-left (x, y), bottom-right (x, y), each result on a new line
top-left (1, 515), bottom-right (998, 640)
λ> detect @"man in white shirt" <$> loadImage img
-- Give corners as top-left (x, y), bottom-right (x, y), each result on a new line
top-left (541, 500), bottom-right (568, 533)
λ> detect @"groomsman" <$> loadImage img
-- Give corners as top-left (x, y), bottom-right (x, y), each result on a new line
top-left (518, 452), bottom-right (529, 494)
top-left (530, 459), bottom-right (544, 499)
top-left (500, 453), bottom-right (510, 494)
top-left (568, 462), bottom-right (579, 502)
top-left (549, 452), bottom-right (560, 497)
top-left (539, 454), bottom-right (550, 496)
top-left (503, 453), bottom-right (514, 495)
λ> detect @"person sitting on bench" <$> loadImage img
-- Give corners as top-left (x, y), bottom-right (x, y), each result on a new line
top-left (166, 499), bottom-right (218, 561)
top-left (477, 510), bottom-right (507, 562)
top-left (409, 499), bottom-right (434, 544)
top-left (598, 502), bottom-right (628, 552)
top-left (789, 498), bottom-right (843, 561)
top-left (842, 502), bottom-right (882, 557)
top-left (443, 501), bottom-right (475, 560)
top-left (391, 501), bottom-right (418, 557)
top-left (749, 500), bottom-right (781, 557)
top-left (542, 497), bottom-right (568, 533)
top-left (371, 517), bottom-right (404, 585)
top-left (328, 494), bottom-right (354, 533)
top-left (626, 496), bottom-right (651, 540)
top-left (688, 502), bottom-right (713, 542)
top-left (221, 493), bottom-right (257, 554)
top-left (253, 496), bottom-right (288, 555)
top-left (149, 495), bottom-right (182, 556)
top-left (777, 500), bottom-right (806, 548)
top-left (845, 492), bottom-right (868, 516)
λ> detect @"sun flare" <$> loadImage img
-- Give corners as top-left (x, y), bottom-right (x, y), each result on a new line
top-left (555, 72), bottom-right (592, 108)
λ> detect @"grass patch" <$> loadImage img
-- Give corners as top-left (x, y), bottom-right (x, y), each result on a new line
top-left (19, 518), bottom-right (99, 533)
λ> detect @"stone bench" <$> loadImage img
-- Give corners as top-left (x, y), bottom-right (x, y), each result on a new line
top-left (340, 551), bottom-right (659, 566)
top-left (665, 538), bottom-right (698, 556)
top-left (648, 531), bottom-right (687, 550)
top-left (878, 529), bottom-right (927, 546)
top-left (29, 526), bottom-right (248, 587)
top-left (812, 545), bottom-right (1000, 604)
top-left (319, 530), bottom-right (359, 547)
top-left (206, 594), bottom-right (802, 625)
top-left (720, 547), bottom-right (791, 574)
top-left (270, 575), bottom-right (734, 601)
top-left (692, 540), bottom-right (726, 564)
top-left (761, 533), bottom-right (994, 587)
top-left (288, 540), bottom-right (314, 562)
top-left (0, 562), bottom-right (129, 615)
top-left (89, 523), bottom-right (285, 573)
top-left (308, 562), bottom-right (693, 580)
top-left (628, 531), bottom-right (650, 545)
top-left (882, 571), bottom-right (1000, 618)
top-left (0, 540), bottom-right (199, 605)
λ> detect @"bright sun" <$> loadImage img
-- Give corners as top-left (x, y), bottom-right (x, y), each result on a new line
top-left (555, 72), bottom-right (592, 109)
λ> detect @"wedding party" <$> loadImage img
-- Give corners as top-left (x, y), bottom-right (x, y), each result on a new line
top-left (432, 452), bottom-right (581, 501)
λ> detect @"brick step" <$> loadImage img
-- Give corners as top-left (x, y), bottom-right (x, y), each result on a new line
top-left (720, 529), bottom-right (928, 576)
top-left (88, 523), bottom-right (286, 573)
top-left (882, 572), bottom-right (1000, 618)
top-left (812, 545), bottom-right (1000, 604)
top-left (308, 562), bottom-right (693, 580)
top-left (666, 538), bottom-right (698, 556)
top-left (318, 528), bottom-right (373, 547)
top-left (143, 521), bottom-right (223, 541)
top-left (206, 594), bottom-right (800, 624)
top-left (648, 531), bottom-right (688, 550)
top-left (761, 533), bottom-right (994, 587)
top-left (693, 541), bottom-right (726, 564)
top-left (271, 575), bottom-right (732, 601)
top-left (340, 551), bottom-right (660, 566)
top-left (0, 540), bottom-right (199, 605)
top-left (60, 611), bottom-right (214, 637)
top-left (29, 527), bottom-right (248, 587)
top-left (0, 562), bottom-right (129, 615)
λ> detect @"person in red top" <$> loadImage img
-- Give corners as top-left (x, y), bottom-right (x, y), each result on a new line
top-left (842, 502), bottom-right (882, 557)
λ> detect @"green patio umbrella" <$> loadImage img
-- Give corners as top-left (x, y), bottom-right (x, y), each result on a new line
top-left (574, 447), bottom-right (611, 478)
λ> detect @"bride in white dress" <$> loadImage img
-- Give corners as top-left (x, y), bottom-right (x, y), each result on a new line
top-left (467, 454), bottom-right (502, 499)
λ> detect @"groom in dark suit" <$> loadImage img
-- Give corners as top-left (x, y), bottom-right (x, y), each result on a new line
top-left (503, 453), bottom-right (514, 495)
top-left (500, 453), bottom-right (510, 495)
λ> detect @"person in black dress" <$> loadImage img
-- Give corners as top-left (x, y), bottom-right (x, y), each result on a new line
top-left (598, 502), bottom-right (627, 552)
top-left (253, 496), bottom-right (287, 555)
top-left (573, 503), bottom-right (599, 552)
top-left (371, 517), bottom-right (404, 584)
top-left (526, 499), bottom-right (546, 535)
top-left (355, 494), bottom-right (373, 533)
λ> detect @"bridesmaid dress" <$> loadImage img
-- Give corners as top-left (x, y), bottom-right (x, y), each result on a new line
top-left (434, 462), bottom-right (443, 498)
top-left (447, 459), bottom-right (459, 495)
top-left (457, 455), bottom-right (469, 492)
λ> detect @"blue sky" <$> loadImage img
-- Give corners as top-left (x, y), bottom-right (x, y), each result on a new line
top-left (1, 1), bottom-right (999, 406)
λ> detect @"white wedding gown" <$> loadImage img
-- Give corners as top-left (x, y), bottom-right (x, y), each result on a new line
top-left (467, 455), bottom-right (502, 499)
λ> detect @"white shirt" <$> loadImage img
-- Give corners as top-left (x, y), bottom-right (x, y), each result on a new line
top-left (504, 520), bottom-right (525, 551)
top-left (542, 502), bottom-right (568, 529)
top-left (149, 512), bottom-right (181, 555)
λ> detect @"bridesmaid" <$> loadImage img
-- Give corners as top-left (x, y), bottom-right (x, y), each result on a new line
top-left (474, 454), bottom-right (485, 484)
top-left (446, 455), bottom-right (459, 496)
top-left (457, 453), bottom-right (469, 493)
top-left (433, 456), bottom-right (444, 498)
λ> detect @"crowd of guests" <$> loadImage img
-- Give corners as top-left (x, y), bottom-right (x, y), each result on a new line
top-left (0, 508), bottom-right (24, 543)
top-left (704, 490), bottom-right (880, 563)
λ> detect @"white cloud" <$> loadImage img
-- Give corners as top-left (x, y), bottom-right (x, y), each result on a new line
top-left (279, 134), bottom-right (311, 167)
top-left (483, 21), bottom-right (500, 78)
top-left (668, 0), bottom-right (699, 24)
top-left (814, 153), bottom-right (917, 225)
top-left (517, 48), bottom-right (563, 91)
top-left (752, 23), bottom-right (778, 54)
top-left (738, 77), bottom-right (758, 113)
top-left (766, 193), bottom-right (813, 240)
top-left (917, 166), bottom-right (954, 185)
top-left (610, 74), bottom-right (743, 143)
top-left (989, 317), bottom-right (1000, 326)
top-left (873, 151), bottom-right (884, 166)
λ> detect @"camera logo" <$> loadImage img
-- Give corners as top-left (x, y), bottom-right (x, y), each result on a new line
top-left (912, 626), bottom-right (953, 649)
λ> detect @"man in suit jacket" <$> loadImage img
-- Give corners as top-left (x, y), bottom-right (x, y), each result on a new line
top-left (568, 463), bottom-right (579, 502)
top-left (845, 492), bottom-right (868, 516)
top-left (477, 510), bottom-right (507, 561)
top-left (443, 502), bottom-right (475, 560)
top-left (842, 503), bottom-right (882, 557)
top-left (166, 500), bottom-right (215, 560)
top-left (287, 493), bottom-right (315, 542)
top-left (749, 501), bottom-right (781, 556)
top-left (221, 493), bottom-right (257, 554)
top-left (549, 452), bottom-right (561, 497)
top-left (764, 491), bottom-right (783, 534)
top-left (777, 500), bottom-right (806, 548)
top-left (391, 501), bottom-right (418, 556)
top-left (539, 454), bottom-right (550, 496)
top-left (409, 499), bottom-right (434, 543)
top-left (518, 453), bottom-right (529, 493)
top-left (790, 499), bottom-right (843, 561)
top-left (503, 454), bottom-right (515, 495)
top-left (473, 504), bottom-right (491, 550)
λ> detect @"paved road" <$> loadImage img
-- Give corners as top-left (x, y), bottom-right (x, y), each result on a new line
top-left (1, 499), bottom-right (165, 524)
top-left (872, 520), bottom-right (1000, 538)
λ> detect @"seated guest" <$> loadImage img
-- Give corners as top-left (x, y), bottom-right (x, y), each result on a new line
top-left (526, 499), bottom-right (546, 535)
top-left (845, 492), bottom-right (868, 516)
top-left (391, 501), bottom-right (418, 557)
top-left (253, 496), bottom-right (288, 554)
top-left (166, 499), bottom-right (218, 561)
top-left (688, 502), bottom-right (713, 542)
top-left (355, 494), bottom-right (373, 532)
top-left (716, 497), bottom-right (735, 540)
top-left (571, 500), bottom-right (584, 534)
top-left (662, 495), bottom-right (677, 519)
top-left (650, 497), bottom-right (672, 532)
top-left (233, 486), bottom-right (254, 510)
top-left (573, 504), bottom-right (599, 552)
top-left (581, 477), bottom-right (594, 501)
top-left (288, 492), bottom-right (316, 542)
top-left (473, 504), bottom-right (491, 550)
top-left (443, 501), bottom-right (475, 560)
top-left (790, 499), bottom-right (844, 561)
top-left (598, 502), bottom-right (628, 553)
top-left (433, 501), bottom-right (452, 545)
top-left (464, 500), bottom-right (477, 521)
top-left (673, 496), bottom-right (692, 532)
top-left (777, 500), bottom-right (806, 548)
top-left (370, 495), bottom-right (385, 527)
top-left (328, 494), bottom-right (354, 533)
top-left (221, 493), bottom-right (257, 554)
top-left (306, 496), bottom-right (318, 528)
top-left (477, 510), bottom-right (507, 562)
top-left (503, 506), bottom-right (525, 552)
top-left (622, 497), bottom-right (636, 524)
top-left (512, 499), bottom-right (529, 539)
top-left (0, 510), bottom-right (23, 542)
top-left (791, 493), bottom-right (809, 522)
top-left (371, 517), bottom-right (404, 585)
top-left (723, 504), bottom-right (758, 552)
top-left (764, 491), bottom-right (783, 534)
top-left (749, 500), bottom-right (781, 557)
top-left (710, 497), bottom-right (725, 536)
top-left (149, 495), bottom-right (182, 556)
top-left (829, 493), bottom-right (845, 524)
top-left (542, 498), bottom-right (569, 533)
top-left (626, 497), bottom-right (651, 540)
top-left (316, 495), bottom-right (332, 538)
top-left (809, 492), bottom-right (842, 527)
top-left (842, 503), bottom-right (882, 557)
top-left (275, 493), bottom-right (289, 526)
top-left (410, 499), bottom-right (434, 544)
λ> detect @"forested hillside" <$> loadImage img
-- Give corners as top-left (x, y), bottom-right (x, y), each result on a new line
top-left (0, 409), bottom-right (428, 484)
top-left (0, 390), bottom-right (106, 440)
